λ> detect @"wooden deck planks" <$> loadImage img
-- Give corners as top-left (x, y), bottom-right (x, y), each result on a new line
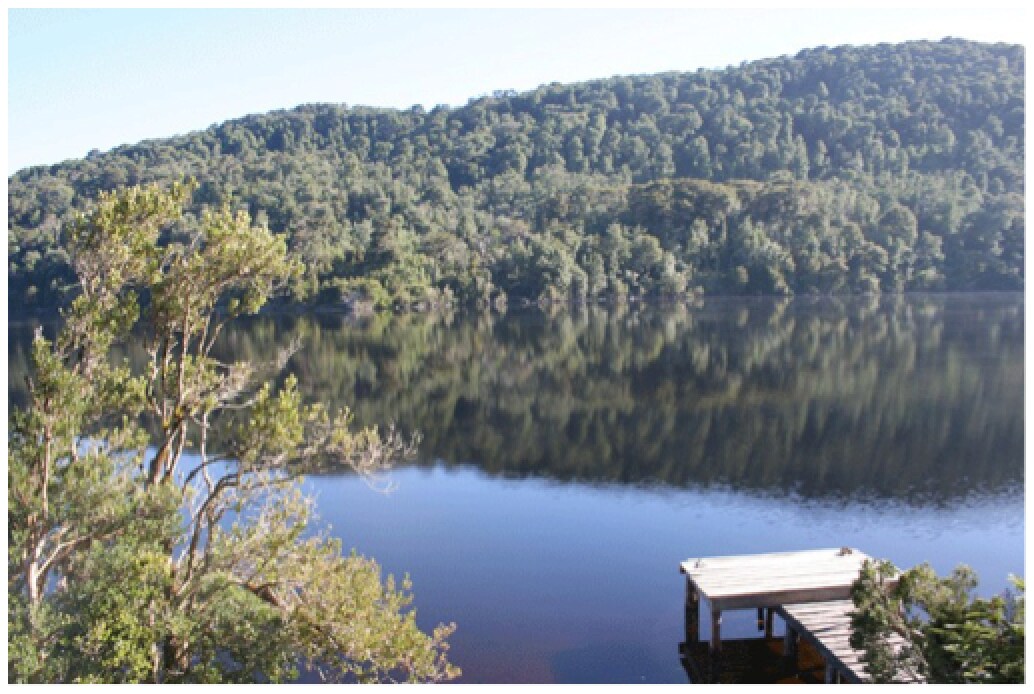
top-left (697, 571), bottom-right (869, 593)
top-left (779, 600), bottom-right (869, 683)
top-left (778, 599), bottom-right (922, 683)
top-left (680, 547), bottom-right (857, 570)
top-left (681, 548), bottom-right (871, 611)
top-left (680, 548), bottom-right (869, 584)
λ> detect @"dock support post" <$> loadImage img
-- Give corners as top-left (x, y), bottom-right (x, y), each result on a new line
top-left (707, 609), bottom-right (723, 683)
top-left (684, 580), bottom-right (699, 646)
top-left (710, 610), bottom-right (722, 655)
top-left (765, 608), bottom-right (774, 639)
top-left (783, 626), bottom-right (798, 659)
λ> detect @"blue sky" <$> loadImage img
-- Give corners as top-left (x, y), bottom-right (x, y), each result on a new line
top-left (6, 4), bottom-right (1029, 174)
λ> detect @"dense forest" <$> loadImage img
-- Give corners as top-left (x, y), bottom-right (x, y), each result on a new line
top-left (8, 38), bottom-right (1024, 311)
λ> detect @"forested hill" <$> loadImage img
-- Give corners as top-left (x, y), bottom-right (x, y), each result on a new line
top-left (8, 38), bottom-right (1024, 311)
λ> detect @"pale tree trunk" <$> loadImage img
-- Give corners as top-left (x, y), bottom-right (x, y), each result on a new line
top-left (24, 423), bottom-right (54, 608)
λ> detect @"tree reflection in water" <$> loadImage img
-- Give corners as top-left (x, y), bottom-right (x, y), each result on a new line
top-left (11, 294), bottom-right (1018, 504)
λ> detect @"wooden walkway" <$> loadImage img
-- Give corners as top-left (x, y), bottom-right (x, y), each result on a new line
top-left (779, 600), bottom-right (921, 683)
top-left (680, 547), bottom-right (899, 684)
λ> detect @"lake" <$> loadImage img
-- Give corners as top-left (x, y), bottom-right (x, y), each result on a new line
top-left (7, 293), bottom-right (1024, 683)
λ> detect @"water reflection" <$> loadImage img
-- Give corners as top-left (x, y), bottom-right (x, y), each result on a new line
top-left (295, 463), bottom-right (1022, 683)
top-left (7, 294), bottom-right (1024, 683)
top-left (8, 294), bottom-right (1023, 503)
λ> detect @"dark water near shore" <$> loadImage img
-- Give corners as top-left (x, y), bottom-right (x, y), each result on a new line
top-left (7, 294), bottom-right (1024, 683)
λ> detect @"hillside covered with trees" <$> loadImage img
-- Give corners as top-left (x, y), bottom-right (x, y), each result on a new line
top-left (8, 38), bottom-right (1024, 311)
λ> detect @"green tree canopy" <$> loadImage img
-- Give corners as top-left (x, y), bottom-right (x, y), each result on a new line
top-left (8, 182), bottom-right (460, 683)
top-left (7, 39), bottom-right (1024, 311)
top-left (851, 559), bottom-right (1024, 683)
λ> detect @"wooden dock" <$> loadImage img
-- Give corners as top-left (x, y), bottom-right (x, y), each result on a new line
top-left (779, 600), bottom-right (921, 683)
top-left (680, 547), bottom-right (900, 684)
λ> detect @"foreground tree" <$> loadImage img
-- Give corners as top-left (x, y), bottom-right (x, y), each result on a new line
top-left (8, 182), bottom-right (460, 683)
top-left (850, 559), bottom-right (1024, 683)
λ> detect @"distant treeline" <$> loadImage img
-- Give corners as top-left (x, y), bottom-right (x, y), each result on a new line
top-left (8, 38), bottom-right (1024, 311)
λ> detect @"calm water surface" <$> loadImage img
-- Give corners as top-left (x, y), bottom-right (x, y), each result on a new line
top-left (8, 294), bottom-right (1024, 683)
